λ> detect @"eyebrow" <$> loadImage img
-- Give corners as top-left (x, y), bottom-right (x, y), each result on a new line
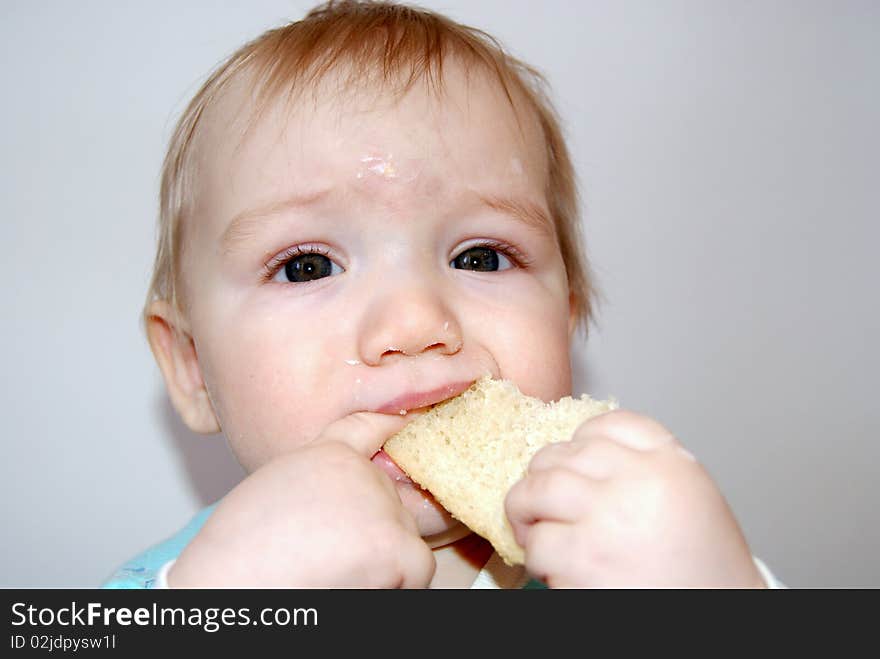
top-left (477, 194), bottom-right (556, 239)
top-left (220, 188), bottom-right (331, 254)
top-left (220, 188), bottom-right (555, 254)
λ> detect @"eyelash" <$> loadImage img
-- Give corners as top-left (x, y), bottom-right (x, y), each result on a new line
top-left (469, 239), bottom-right (533, 268)
top-left (260, 239), bottom-right (532, 282)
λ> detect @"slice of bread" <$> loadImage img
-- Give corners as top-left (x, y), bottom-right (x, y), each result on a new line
top-left (383, 375), bottom-right (617, 565)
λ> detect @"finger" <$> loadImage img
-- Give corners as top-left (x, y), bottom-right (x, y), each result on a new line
top-left (575, 409), bottom-right (677, 452)
top-left (319, 410), bottom-right (424, 457)
top-left (528, 434), bottom-right (633, 480)
top-left (521, 520), bottom-right (578, 588)
top-left (396, 533), bottom-right (436, 589)
top-left (393, 496), bottom-right (422, 536)
top-left (505, 467), bottom-right (594, 547)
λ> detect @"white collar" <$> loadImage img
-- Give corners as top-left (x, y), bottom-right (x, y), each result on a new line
top-left (469, 552), bottom-right (529, 589)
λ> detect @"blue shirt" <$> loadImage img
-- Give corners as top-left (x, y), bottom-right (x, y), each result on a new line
top-left (102, 504), bottom-right (217, 589)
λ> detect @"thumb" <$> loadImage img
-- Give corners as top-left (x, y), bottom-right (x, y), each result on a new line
top-left (318, 409), bottom-right (425, 458)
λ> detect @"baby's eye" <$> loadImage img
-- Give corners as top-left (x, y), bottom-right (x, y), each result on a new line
top-left (272, 251), bottom-right (343, 283)
top-left (450, 246), bottom-right (513, 272)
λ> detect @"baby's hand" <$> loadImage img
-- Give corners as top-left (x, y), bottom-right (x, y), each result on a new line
top-left (168, 412), bottom-right (435, 588)
top-left (505, 410), bottom-right (765, 588)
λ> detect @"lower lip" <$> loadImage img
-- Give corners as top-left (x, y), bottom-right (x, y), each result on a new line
top-left (371, 449), bottom-right (414, 485)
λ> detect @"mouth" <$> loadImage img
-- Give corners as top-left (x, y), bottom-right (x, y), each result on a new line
top-left (371, 449), bottom-right (415, 485)
top-left (370, 378), bottom-right (477, 486)
top-left (373, 379), bottom-right (475, 415)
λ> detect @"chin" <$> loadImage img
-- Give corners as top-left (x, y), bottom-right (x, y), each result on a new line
top-left (394, 481), bottom-right (471, 548)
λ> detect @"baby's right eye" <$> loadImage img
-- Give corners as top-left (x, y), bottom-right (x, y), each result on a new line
top-left (269, 247), bottom-right (343, 283)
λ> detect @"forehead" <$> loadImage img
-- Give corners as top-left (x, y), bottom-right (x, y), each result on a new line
top-left (190, 59), bottom-right (549, 225)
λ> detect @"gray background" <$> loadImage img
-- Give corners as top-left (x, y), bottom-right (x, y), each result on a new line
top-left (2, 0), bottom-right (877, 587)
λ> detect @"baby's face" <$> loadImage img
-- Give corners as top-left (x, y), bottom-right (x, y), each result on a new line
top-left (182, 64), bottom-right (573, 541)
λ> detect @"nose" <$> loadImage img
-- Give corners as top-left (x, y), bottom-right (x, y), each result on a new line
top-left (358, 282), bottom-right (463, 366)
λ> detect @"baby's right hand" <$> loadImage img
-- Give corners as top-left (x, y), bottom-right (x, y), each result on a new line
top-left (167, 412), bottom-right (435, 587)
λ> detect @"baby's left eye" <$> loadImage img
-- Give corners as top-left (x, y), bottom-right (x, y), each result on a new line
top-left (450, 246), bottom-right (513, 272)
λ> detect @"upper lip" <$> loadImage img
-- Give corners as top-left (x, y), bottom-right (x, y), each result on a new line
top-left (374, 379), bottom-right (476, 414)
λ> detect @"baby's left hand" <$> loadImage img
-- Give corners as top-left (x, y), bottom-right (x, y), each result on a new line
top-left (505, 410), bottom-right (766, 587)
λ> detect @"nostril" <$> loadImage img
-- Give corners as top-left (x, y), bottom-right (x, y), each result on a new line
top-left (377, 341), bottom-right (459, 361)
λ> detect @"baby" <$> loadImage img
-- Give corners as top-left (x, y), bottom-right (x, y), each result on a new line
top-left (106, 0), bottom-right (779, 588)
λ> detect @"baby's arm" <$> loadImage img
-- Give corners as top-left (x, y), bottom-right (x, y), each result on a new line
top-left (167, 412), bottom-right (435, 588)
top-left (505, 410), bottom-right (766, 588)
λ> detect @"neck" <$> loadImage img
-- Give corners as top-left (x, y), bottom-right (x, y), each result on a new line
top-left (429, 533), bottom-right (494, 588)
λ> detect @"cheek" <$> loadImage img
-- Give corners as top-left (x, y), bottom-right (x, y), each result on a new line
top-left (460, 276), bottom-right (572, 401)
top-left (491, 313), bottom-right (572, 401)
top-left (195, 307), bottom-right (343, 471)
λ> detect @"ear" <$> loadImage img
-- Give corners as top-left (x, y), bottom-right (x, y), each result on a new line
top-left (145, 300), bottom-right (221, 434)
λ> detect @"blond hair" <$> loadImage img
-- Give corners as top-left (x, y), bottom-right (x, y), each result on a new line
top-left (146, 0), bottom-right (597, 335)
